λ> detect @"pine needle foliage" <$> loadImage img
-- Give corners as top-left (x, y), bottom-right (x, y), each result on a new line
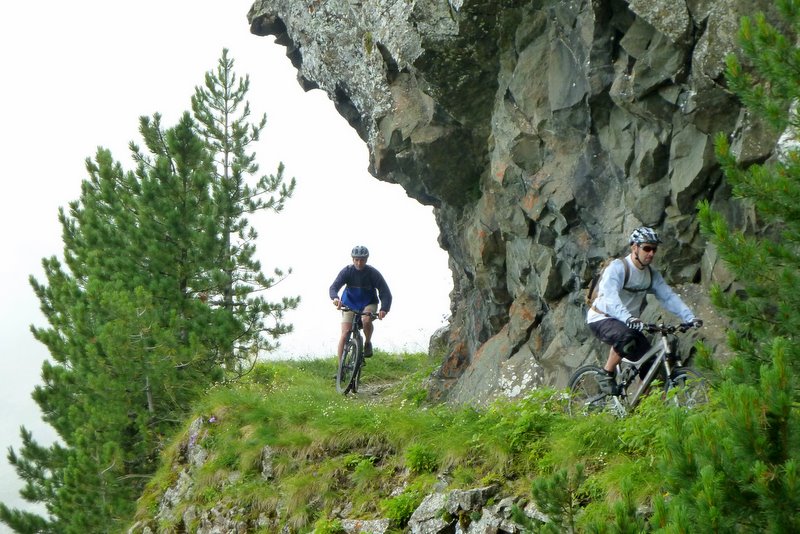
top-left (651, 1), bottom-right (800, 530)
top-left (700, 0), bottom-right (800, 382)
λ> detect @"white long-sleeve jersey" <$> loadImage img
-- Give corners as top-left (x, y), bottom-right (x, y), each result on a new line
top-left (587, 255), bottom-right (695, 325)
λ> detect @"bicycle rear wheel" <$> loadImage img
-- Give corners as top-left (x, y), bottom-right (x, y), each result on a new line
top-left (665, 368), bottom-right (708, 409)
top-left (568, 365), bottom-right (612, 416)
top-left (337, 339), bottom-right (358, 394)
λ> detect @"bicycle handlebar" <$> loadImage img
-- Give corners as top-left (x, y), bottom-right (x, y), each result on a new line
top-left (338, 306), bottom-right (380, 319)
top-left (643, 322), bottom-right (697, 334)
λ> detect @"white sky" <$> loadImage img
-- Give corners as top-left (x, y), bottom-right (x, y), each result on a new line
top-left (0, 0), bottom-right (451, 524)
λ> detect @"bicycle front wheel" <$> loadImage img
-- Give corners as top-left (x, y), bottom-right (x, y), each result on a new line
top-left (568, 365), bottom-right (611, 416)
top-left (350, 336), bottom-right (363, 393)
top-left (337, 339), bottom-right (359, 394)
top-left (665, 368), bottom-right (709, 409)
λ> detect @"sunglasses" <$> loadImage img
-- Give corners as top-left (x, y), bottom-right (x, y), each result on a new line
top-left (640, 245), bottom-right (658, 253)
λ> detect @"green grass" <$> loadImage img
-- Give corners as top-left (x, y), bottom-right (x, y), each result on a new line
top-left (130, 351), bottom-right (708, 533)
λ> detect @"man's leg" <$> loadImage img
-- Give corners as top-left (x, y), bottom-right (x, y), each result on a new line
top-left (603, 346), bottom-right (621, 374)
top-left (337, 323), bottom-right (351, 363)
top-left (363, 316), bottom-right (373, 344)
top-left (589, 319), bottom-right (630, 394)
top-left (361, 305), bottom-right (378, 357)
top-left (592, 319), bottom-right (652, 393)
top-left (597, 347), bottom-right (623, 394)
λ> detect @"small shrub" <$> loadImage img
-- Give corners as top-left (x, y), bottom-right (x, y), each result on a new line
top-left (351, 458), bottom-right (380, 490)
top-left (479, 472), bottom-right (505, 487)
top-left (248, 364), bottom-right (278, 386)
top-left (363, 31), bottom-right (374, 55)
top-left (381, 490), bottom-right (423, 528)
top-left (405, 443), bottom-right (439, 474)
top-left (313, 517), bottom-right (346, 534)
top-left (197, 484), bottom-right (220, 505)
top-left (451, 465), bottom-right (478, 487)
top-left (403, 384), bottom-right (430, 407)
top-left (343, 453), bottom-right (368, 469)
top-left (530, 465), bottom-right (587, 533)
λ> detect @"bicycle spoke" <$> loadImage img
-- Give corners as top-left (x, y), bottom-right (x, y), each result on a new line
top-left (568, 366), bottom-right (613, 416)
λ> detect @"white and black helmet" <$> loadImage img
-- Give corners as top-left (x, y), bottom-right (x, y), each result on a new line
top-left (351, 245), bottom-right (370, 258)
top-left (629, 227), bottom-right (661, 245)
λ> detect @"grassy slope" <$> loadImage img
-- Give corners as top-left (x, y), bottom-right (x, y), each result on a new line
top-left (129, 351), bottom-right (702, 533)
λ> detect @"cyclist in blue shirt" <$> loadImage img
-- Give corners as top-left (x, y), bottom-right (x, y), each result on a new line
top-left (329, 245), bottom-right (392, 363)
top-left (587, 227), bottom-right (702, 393)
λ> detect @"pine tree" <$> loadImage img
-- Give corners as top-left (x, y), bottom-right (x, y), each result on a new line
top-left (191, 48), bottom-right (298, 372)
top-left (0, 114), bottom-right (217, 533)
top-left (651, 345), bottom-right (800, 532)
top-left (646, 1), bottom-right (800, 530)
top-left (0, 93), bottom-right (293, 531)
top-left (700, 0), bottom-right (800, 383)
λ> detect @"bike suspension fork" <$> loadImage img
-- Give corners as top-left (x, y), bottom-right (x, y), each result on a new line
top-left (661, 335), bottom-right (676, 377)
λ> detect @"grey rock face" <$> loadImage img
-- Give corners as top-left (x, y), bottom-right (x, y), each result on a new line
top-left (248, 0), bottom-right (774, 404)
top-left (341, 518), bottom-right (392, 534)
top-left (408, 486), bottom-right (499, 534)
top-left (128, 417), bottom-right (279, 533)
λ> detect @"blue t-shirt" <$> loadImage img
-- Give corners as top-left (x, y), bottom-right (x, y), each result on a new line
top-left (329, 264), bottom-right (392, 312)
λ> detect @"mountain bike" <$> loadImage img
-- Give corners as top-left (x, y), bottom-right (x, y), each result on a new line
top-left (568, 322), bottom-right (709, 417)
top-left (336, 306), bottom-right (378, 395)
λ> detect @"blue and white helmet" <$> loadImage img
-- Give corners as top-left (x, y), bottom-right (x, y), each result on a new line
top-left (629, 227), bottom-right (661, 245)
top-left (351, 245), bottom-right (370, 258)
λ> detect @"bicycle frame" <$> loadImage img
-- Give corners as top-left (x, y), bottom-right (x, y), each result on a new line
top-left (616, 324), bottom-right (684, 409)
top-left (342, 307), bottom-right (371, 350)
top-left (345, 314), bottom-right (364, 353)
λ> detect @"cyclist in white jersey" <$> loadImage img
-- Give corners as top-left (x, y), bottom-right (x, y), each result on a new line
top-left (587, 227), bottom-right (703, 393)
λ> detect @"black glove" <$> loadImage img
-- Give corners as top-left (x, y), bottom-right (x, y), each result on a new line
top-left (625, 317), bottom-right (644, 331)
top-left (692, 318), bottom-right (703, 328)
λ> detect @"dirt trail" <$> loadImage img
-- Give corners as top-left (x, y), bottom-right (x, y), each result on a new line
top-left (355, 380), bottom-right (396, 398)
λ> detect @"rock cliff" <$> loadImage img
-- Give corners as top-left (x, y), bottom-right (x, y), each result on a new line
top-left (248, 0), bottom-right (777, 404)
